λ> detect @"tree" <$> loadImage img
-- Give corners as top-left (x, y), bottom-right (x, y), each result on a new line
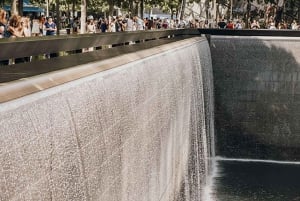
top-left (88, 0), bottom-right (107, 15)
top-left (25, 0), bottom-right (297, 26)
top-left (8, 0), bottom-right (24, 16)
top-left (179, 0), bottom-right (186, 20)
top-left (11, 0), bottom-right (17, 15)
top-left (68, 0), bottom-right (80, 19)
top-left (56, 0), bottom-right (60, 34)
top-left (107, 0), bottom-right (114, 16)
top-left (166, 0), bottom-right (181, 19)
top-left (18, 0), bottom-right (24, 16)
top-left (30, 0), bottom-right (47, 4)
top-left (80, 0), bottom-right (86, 33)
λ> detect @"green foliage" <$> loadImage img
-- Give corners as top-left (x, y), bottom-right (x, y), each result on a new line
top-left (29, 0), bottom-right (46, 5)
top-left (88, 0), bottom-right (107, 12)
top-left (7, 0), bottom-right (298, 21)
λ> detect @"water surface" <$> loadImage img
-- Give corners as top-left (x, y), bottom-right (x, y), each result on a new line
top-left (210, 157), bottom-right (300, 201)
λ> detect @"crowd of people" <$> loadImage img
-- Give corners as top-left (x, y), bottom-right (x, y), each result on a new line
top-left (213, 17), bottom-right (300, 30)
top-left (1, 8), bottom-right (300, 40)
top-left (0, 10), bottom-right (184, 38)
top-left (95, 15), bottom-right (191, 32)
top-left (0, 9), bottom-right (59, 39)
top-left (1, 7), bottom-right (300, 65)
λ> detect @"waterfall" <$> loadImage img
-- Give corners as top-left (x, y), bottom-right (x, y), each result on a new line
top-left (0, 37), bottom-right (215, 201)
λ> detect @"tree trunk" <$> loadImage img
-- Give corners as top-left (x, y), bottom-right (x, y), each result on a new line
top-left (130, 0), bottom-right (134, 16)
top-left (298, 1), bottom-right (300, 23)
top-left (134, 1), bottom-right (139, 16)
top-left (67, 4), bottom-right (70, 18)
top-left (245, 0), bottom-right (251, 28)
top-left (56, 0), bottom-right (60, 35)
top-left (205, 0), bottom-right (209, 19)
top-left (107, 0), bottom-right (115, 16)
top-left (217, 1), bottom-right (222, 20)
top-left (140, 0), bottom-right (144, 18)
top-left (180, 0), bottom-right (186, 20)
top-left (213, 0), bottom-right (217, 22)
top-left (18, 0), bottom-right (23, 16)
top-left (46, 0), bottom-right (49, 17)
top-left (108, 0), bottom-right (114, 17)
top-left (11, 0), bottom-right (18, 15)
top-left (72, 0), bottom-right (76, 19)
top-left (80, 0), bottom-right (87, 34)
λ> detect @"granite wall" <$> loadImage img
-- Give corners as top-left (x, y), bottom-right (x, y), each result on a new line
top-left (211, 36), bottom-right (300, 160)
top-left (0, 37), bottom-right (214, 201)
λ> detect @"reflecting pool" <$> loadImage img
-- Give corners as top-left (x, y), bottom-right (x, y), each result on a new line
top-left (209, 157), bottom-right (300, 201)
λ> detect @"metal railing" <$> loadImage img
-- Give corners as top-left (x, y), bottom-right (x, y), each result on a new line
top-left (1, 28), bottom-right (300, 103)
top-left (0, 29), bottom-right (300, 60)
top-left (1, 28), bottom-right (300, 83)
top-left (1, 28), bottom-right (300, 61)
top-left (0, 29), bottom-right (188, 61)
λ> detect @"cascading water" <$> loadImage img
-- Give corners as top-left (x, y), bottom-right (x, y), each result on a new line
top-left (0, 37), bottom-right (215, 201)
top-left (183, 38), bottom-right (216, 201)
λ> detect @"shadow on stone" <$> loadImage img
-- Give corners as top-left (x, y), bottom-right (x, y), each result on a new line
top-left (211, 36), bottom-right (300, 161)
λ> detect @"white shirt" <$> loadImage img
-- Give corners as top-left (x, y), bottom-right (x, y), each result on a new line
top-left (125, 18), bottom-right (133, 31)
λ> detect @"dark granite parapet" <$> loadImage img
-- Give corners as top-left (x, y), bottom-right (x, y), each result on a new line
top-left (211, 36), bottom-right (300, 161)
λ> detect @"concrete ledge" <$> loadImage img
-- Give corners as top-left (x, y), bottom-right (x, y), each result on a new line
top-left (0, 37), bottom-right (204, 103)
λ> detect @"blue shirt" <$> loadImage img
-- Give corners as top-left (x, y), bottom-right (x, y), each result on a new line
top-left (45, 22), bottom-right (56, 35)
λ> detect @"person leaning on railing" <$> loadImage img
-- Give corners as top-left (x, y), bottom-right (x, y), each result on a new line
top-left (0, 14), bottom-right (25, 65)
top-left (5, 15), bottom-right (24, 38)
top-left (44, 16), bottom-right (58, 58)
top-left (0, 9), bottom-right (9, 65)
top-left (251, 20), bottom-right (260, 29)
top-left (84, 16), bottom-right (96, 52)
top-left (0, 9), bottom-right (8, 39)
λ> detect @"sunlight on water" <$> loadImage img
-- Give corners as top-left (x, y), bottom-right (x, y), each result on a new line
top-left (216, 156), bottom-right (300, 165)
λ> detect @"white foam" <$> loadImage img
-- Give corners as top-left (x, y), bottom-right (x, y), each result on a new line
top-left (215, 156), bottom-right (300, 165)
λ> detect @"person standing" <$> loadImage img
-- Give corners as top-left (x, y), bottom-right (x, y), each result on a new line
top-left (3, 14), bottom-right (24, 64)
top-left (15, 17), bottom-right (32, 63)
top-left (44, 17), bottom-right (57, 58)
top-left (31, 18), bottom-right (40, 36)
top-left (218, 19), bottom-right (227, 29)
top-left (0, 9), bottom-right (8, 65)
top-left (84, 16), bottom-right (96, 52)
top-left (100, 18), bottom-right (108, 33)
top-left (235, 21), bottom-right (243, 29)
top-left (39, 16), bottom-right (46, 35)
top-left (0, 9), bottom-right (7, 39)
top-left (123, 14), bottom-right (133, 31)
top-left (86, 16), bottom-right (96, 33)
top-left (291, 20), bottom-right (298, 30)
top-left (250, 20), bottom-right (260, 29)
top-left (109, 18), bottom-right (116, 32)
top-left (226, 20), bottom-right (234, 29)
top-left (134, 16), bottom-right (144, 31)
top-left (44, 17), bottom-right (57, 36)
top-left (115, 16), bottom-right (122, 32)
top-left (22, 16), bottom-right (31, 37)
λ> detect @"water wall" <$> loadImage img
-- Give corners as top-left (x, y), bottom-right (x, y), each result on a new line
top-left (211, 36), bottom-right (300, 160)
top-left (0, 37), bottom-right (214, 201)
